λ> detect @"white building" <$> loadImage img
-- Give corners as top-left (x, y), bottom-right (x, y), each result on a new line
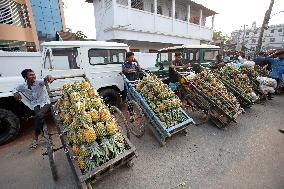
top-left (231, 23), bottom-right (284, 53)
top-left (86, 0), bottom-right (216, 53)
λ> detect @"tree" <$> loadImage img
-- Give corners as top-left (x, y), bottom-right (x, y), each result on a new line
top-left (213, 31), bottom-right (230, 44)
top-left (73, 31), bottom-right (87, 40)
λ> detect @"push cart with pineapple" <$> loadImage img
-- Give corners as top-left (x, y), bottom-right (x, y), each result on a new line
top-left (122, 72), bottom-right (195, 146)
top-left (179, 71), bottom-right (243, 128)
top-left (43, 74), bottom-right (136, 189)
top-left (215, 66), bottom-right (254, 108)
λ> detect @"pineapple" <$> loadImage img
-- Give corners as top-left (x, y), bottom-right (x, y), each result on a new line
top-left (77, 157), bottom-right (87, 171)
top-left (99, 108), bottom-right (111, 122)
top-left (82, 112), bottom-right (92, 124)
top-left (87, 88), bottom-right (98, 98)
top-left (73, 131), bottom-right (84, 145)
top-left (79, 145), bottom-right (90, 158)
top-left (106, 119), bottom-right (119, 136)
top-left (83, 127), bottom-right (97, 143)
top-left (94, 122), bottom-right (107, 138)
top-left (70, 92), bottom-right (81, 102)
top-left (81, 81), bottom-right (91, 91)
top-left (72, 144), bottom-right (80, 155)
top-left (90, 110), bottom-right (99, 122)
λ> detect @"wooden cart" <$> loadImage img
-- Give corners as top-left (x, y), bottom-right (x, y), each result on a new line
top-left (44, 74), bottom-right (137, 189)
top-left (122, 73), bottom-right (195, 146)
top-left (179, 74), bottom-right (243, 128)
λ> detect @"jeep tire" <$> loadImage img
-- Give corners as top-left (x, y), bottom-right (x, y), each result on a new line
top-left (0, 109), bottom-right (20, 145)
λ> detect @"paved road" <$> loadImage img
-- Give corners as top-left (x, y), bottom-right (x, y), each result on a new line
top-left (1, 95), bottom-right (284, 189)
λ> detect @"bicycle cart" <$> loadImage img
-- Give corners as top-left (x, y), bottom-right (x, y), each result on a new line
top-left (179, 73), bottom-right (243, 128)
top-left (122, 73), bottom-right (195, 146)
top-left (44, 74), bottom-right (136, 189)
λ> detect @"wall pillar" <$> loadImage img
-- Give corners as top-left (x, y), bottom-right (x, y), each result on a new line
top-left (172, 0), bottom-right (175, 32)
top-left (199, 9), bottom-right (203, 27)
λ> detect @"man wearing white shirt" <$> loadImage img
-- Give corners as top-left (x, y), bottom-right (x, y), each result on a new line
top-left (14, 69), bottom-right (54, 148)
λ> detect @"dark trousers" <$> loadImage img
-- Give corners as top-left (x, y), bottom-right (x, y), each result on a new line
top-left (34, 104), bottom-right (50, 139)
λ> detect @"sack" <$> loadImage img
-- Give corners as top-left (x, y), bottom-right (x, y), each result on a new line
top-left (259, 85), bottom-right (275, 95)
top-left (243, 61), bottom-right (255, 68)
top-left (256, 77), bottom-right (277, 88)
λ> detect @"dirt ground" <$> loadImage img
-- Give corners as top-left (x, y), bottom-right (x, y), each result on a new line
top-left (0, 94), bottom-right (284, 189)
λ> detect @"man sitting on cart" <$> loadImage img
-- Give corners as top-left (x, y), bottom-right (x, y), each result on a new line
top-left (169, 52), bottom-right (190, 91)
top-left (122, 52), bottom-right (142, 81)
top-left (211, 54), bottom-right (226, 70)
top-left (14, 69), bottom-right (54, 149)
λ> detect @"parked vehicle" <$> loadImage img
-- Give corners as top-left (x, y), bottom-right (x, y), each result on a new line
top-left (148, 45), bottom-right (221, 80)
top-left (0, 41), bottom-right (129, 145)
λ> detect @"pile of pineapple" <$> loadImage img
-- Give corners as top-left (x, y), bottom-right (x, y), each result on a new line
top-left (58, 81), bottom-right (127, 173)
top-left (136, 75), bottom-right (187, 128)
top-left (217, 66), bottom-right (254, 101)
top-left (191, 71), bottom-right (242, 117)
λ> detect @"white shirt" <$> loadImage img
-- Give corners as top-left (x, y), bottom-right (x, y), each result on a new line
top-left (15, 80), bottom-right (50, 109)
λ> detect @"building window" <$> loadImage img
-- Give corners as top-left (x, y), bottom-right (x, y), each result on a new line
top-left (270, 29), bottom-right (274, 33)
top-left (130, 49), bottom-right (140, 52)
top-left (0, 7), bottom-right (13, 24)
top-left (157, 5), bottom-right (162, 15)
top-left (278, 28), bottom-right (283, 32)
top-left (270, 38), bottom-right (275, 42)
top-left (252, 39), bottom-right (256, 43)
top-left (88, 49), bottom-right (126, 65)
top-left (151, 4), bottom-right (154, 13)
top-left (149, 49), bottom-right (158, 53)
top-left (131, 0), bottom-right (143, 10)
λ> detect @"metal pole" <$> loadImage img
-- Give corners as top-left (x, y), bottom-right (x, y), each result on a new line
top-left (242, 24), bottom-right (246, 52)
top-left (256, 0), bottom-right (275, 54)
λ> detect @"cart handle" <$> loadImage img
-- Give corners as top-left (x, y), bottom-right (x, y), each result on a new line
top-left (51, 74), bottom-right (86, 80)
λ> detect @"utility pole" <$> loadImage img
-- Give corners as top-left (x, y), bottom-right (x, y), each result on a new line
top-left (256, 0), bottom-right (275, 54)
top-left (242, 24), bottom-right (246, 52)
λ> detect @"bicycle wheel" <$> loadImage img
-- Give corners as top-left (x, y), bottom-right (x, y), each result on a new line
top-left (126, 100), bottom-right (146, 137)
top-left (43, 123), bottom-right (58, 181)
top-left (109, 106), bottom-right (130, 139)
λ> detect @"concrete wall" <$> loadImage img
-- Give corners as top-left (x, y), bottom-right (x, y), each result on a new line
top-left (94, 0), bottom-right (213, 46)
top-left (0, 51), bottom-right (41, 77)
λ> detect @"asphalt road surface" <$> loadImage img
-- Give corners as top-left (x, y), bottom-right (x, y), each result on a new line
top-left (0, 95), bottom-right (284, 189)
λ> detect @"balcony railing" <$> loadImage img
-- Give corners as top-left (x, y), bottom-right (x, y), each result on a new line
top-left (0, 0), bottom-right (31, 28)
top-left (114, 4), bottom-right (213, 41)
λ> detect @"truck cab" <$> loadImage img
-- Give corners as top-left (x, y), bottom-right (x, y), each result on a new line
top-left (148, 45), bottom-right (220, 80)
top-left (0, 41), bottom-right (129, 144)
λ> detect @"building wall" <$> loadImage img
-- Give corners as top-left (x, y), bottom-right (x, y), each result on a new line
top-left (0, 0), bottom-right (39, 50)
top-left (231, 24), bottom-right (284, 52)
top-left (29, 0), bottom-right (65, 42)
top-left (94, 0), bottom-right (213, 45)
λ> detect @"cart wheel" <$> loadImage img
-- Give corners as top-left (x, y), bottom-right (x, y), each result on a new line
top-left (126, 100), bottom-right (146, 138)
top-left (109, 106), bottom-right (130, 139)
top-left (43, 123), bottom-right (58, 181)
top-left (126, 160), bottom-right (134, 168)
